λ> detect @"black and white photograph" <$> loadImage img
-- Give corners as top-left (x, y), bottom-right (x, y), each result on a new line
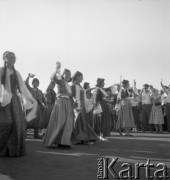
top-left (0, 0), bottom-right (170, 179)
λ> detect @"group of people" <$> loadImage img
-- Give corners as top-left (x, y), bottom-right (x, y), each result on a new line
top-left (0, 51), bottom-right (169, 157)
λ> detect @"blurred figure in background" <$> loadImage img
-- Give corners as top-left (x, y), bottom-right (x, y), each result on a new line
top-left (116, 80), bottom-right (135, 136)
top-left (84, 82), bottom-right (94, 128)
top-left (93, 78), bottom-right (111, 139)
top-left (141, 84), bottom-right (152, 132)
top-left (149, 87), bottom-right (164, 133)
top-left (161, 80), bottom-right (170, 132)
top-left (130, 80), bottom-right (141, 132)
top-left (26, 74), bottom-right (47, 138)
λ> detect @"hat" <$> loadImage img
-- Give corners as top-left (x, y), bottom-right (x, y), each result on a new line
top-left (143, 84), bottom-right (149, 88)
top-left (121, 79), bottom-right (129, 87)
top-left (96, 78), bottom-right (105, 87)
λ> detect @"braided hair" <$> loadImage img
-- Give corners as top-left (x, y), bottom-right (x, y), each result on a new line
top-left (1, 51), bottom-right (21, 93)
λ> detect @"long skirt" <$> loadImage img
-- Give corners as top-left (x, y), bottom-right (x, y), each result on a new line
top-left (42, 103), bottom-right (54, 129)
top-left (94, 100), bottom-right (111, 137)
top-left (27, 103), bottom-right (44, 129)
top-left (43, 98), bottom-right (74, 146)
top-left (72, 109), bottom-right (98, 143)
top-left (0, 94), bottom-right (26, 157)
top-left (149, 105), bottom-right (164, 125)
top-left (85, 109), bottom-right (94, 128)
top-left (116, 99), bottom-right (135, 129)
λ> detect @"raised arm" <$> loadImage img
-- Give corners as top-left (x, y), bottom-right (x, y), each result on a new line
top-left (25, 74), bottom-right (32, 91)
top-left (160, 79), bottom-right (168, 95)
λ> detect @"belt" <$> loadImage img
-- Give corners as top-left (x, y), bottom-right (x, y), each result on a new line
top-left (60, 96), bottom-right (69, 99)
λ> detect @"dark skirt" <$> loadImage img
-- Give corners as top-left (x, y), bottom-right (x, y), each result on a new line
top-left (85, 109), bottom-right (94, 128)
top-left (72, 109), bottom-right (98, 143)
top-left (0, 94), bottom-right (26, 157)
top-left (94, 100), bottom-right (111, 137)
top-left (44, 98), bottom-right (74, 146)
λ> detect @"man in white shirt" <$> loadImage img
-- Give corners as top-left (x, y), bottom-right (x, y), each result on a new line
top-left (141, 84), bottom-right (152, 132)
top-left (161, 81), bottom-right (170, 132)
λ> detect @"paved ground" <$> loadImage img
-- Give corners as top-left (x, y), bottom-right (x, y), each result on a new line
top-left (0, 132), bottom-right (170, 180)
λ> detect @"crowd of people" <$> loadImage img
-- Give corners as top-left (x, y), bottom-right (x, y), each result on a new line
top-left (0, 51), bottom-right (170, 157)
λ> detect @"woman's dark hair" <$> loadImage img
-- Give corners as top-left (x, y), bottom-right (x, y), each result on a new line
top-left (32, 78), bottom-right (39, 85)
top-left (72, 71), bottom-right (83, 83)
top-left (83, 82), bottom-right (89, 90)
top-left (121, 79), bottom-right (129, 87)
top-left (96, 78), bottom-right (105, 87)
top-left (62, 69), bottom-right (72, 82)
top-left (1, 51), bottom-right (21, 93)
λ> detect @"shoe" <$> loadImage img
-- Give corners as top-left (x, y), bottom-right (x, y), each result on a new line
top-left (58, 144), bottom-right (71, 149)
top-left (99, 136), bottom-right (109, 141)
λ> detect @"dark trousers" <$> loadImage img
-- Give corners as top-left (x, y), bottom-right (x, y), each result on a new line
top-left (165, 103), bottom-right (170, 131)
top-left (132, 106), bottom-right (140, 130)
top-left (142, 104), bottom-right (152, 131)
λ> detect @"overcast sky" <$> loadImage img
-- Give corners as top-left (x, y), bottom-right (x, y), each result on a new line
top-left (0, 0), bottom-right (170, 92)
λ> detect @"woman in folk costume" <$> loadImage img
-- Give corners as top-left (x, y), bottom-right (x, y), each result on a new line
top-left (26, 74), bottom-right (47, 138)
top-left (71, 71), bottom-right (98, 144)
top-left (44, 62), bottom-right (74, 148)
top-left (83, 82), bottom-right (94, 128)
top-left (149, 86), bottom-right (164, 133)
top-left (42, 81), bottom-right (56, 129)
top-left (93, 78), bottom-right (112, 139)
top-left (116, 80), bottom-right (135, 136)
top-left (0, 51), bottom-right (37, 157)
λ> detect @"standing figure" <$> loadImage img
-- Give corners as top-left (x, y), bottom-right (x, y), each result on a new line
top-left (149, 87), bottom-right (164, 133)
top-left (44, 67), bottom-right (74, 148)
top-left (83, 82), bottom-right (94, 128)
top-left (93, 78), bottom-right (112, 138)
top-left (71, 71), bottom-right (98, 144)
top-left (43, 81), bottom-right (56, 129)
top-left (26, 74), bottom-right (47, 138)
top-left (161, 80), bottom-right (170, 132)
top-left (105, 87), bottom-right (116, 132)
top-left (116, 80), bottom-right (135, 136)
top-left (130, 80), bottom-right (141, 132)
top-left (141, 84), bottom-right (152, 132)
top-left (0, 51), bottom-right (37, 157)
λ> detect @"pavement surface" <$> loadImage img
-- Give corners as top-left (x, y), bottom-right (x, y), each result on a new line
top-left (0, 132), bottom-right (170, 180)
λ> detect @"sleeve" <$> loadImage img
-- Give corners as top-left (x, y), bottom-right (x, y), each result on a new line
top-left (51, 72), bottom-right (62, 85)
